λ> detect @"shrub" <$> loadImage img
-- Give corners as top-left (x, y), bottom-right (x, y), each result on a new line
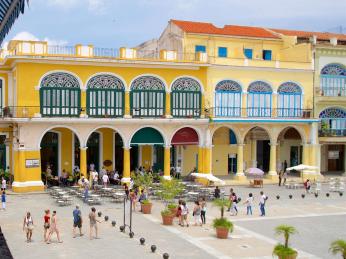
top-left (167, 203), bottom-right (178, 209)
top-left (212, 218), bottom-right (233, 232)
top-left (161, 209), bottom-right (174, 216)
top-left (273, 244), bottom-right (297, 258)
top-left (329, 239), bottom-right (346, 259)
top-left (141, 199), bottom-right (151, 205)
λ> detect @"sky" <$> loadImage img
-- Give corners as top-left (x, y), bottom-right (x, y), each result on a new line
top-left (3, 0), bottom-right (346, 48)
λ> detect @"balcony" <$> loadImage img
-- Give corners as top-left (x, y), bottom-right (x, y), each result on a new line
top-left (317, 75), bottom-right (346, 97)
top-left (211, 108), bottom-right (312, 119)
top-left (319, 129), bottom-right (346, 137)
top-left (0, 106), bottom-right (313, 120)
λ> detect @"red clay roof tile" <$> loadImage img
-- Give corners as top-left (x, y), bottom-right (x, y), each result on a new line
top-left (270, 28), bottom-right (346, 41)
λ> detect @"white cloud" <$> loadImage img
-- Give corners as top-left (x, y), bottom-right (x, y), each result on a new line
top-left (88, 0), bottom-right (109, 15)
top-left (12, 31), bottom-right (39, 41)
top-left (46, 0), bottom-right (81, 9)
top-left (2, 31), bottom-right (68, 49)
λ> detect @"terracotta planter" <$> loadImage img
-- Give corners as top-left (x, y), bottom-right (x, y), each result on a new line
top-left (215, 227), bottom-right (229, 239)
top-left (169, 207), bottom-right (178, 216)
top-left (278, 253), bottom-right (297, 259)
top-left (141, 203), bottom-right (152, 214)
top-left (161, 214), bottom-right (174, 225)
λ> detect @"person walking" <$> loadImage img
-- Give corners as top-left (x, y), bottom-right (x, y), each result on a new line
top-left (1, 177), bottom-right (6, 190)
top-left (176, 200), bottom-right (182, 225)
top-left (259, 191), bottom-right (267, 216)
top-left (193, 201), bottom-right (202, 226)
top-left (200, 197), bottom-right (207, 224)
top-left (283, 170), bottom-right (287, 186)
top-left (1, 190), bottom-right (6, 210)
top-left (244, 193), bottom-right (254, 215)
top-left (43, 210), bottom-right (50, 242)
top-left (23, 212), bottom-right (34, 242)
top-left (278, 170), bottom-right (283, 186)
top-left (214, 186), bottom-right (220, 199)
top-left (230, 192), bottom-right (238, 216)
top-left (180, 201), bottom-right (189, 227)
top-left (73, 205), bottom-right (83, 238)
top-left (89, 207), bottom-right (101, 240)
top-left (227, 188), bottom-right (234, 212)
top-left (102, 173), bottom-right (109, 188)
top-left (46, 211), bottom-right (63, 244)
top-left (83, 178), bottom-right (89, 203)
top-left (129, 189), bottom-right (137, 212)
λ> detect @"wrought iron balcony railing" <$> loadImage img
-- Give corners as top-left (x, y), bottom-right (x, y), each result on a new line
top-left (0, 106), bottom-right (313, 119)
top-left (319, 129), bottom-right (346, 137)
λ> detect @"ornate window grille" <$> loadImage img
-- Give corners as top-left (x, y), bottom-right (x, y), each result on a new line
top-left (277, 82), bottom-right (302, 117)
top-left (86, 74), bottom-right (125, 117)
top-left (40, 72), bottom-right (81, 117)
top-left (247, 81), bottom-right (272, 117)
top-left (214, 80), bottom-right (242, 117)
top-left (130, 76), bottom-right (166, 117)
top-left (320, 63), bottom-right (346, 96)
top-left (171, 77), bottom-right (202, 117)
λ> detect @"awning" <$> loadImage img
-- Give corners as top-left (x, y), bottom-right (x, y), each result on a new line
top-left (0, 0), bottom-right (28, 45)
top-left (131, 127), bottom-right (164, 145)
top-left (171, 127), bottom-right (199, 145)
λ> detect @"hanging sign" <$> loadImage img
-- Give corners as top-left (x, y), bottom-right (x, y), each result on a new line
top-left (25, 159), bottom-right (40, 168)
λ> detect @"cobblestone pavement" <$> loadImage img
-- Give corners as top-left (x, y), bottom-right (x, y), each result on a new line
top-left (0, 184), bottom-right (345, 259)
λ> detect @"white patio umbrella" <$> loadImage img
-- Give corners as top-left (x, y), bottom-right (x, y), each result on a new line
top-left (286, 164), bottom-right (318, 179)
top-left (191, 173), bottom-right (225, 185)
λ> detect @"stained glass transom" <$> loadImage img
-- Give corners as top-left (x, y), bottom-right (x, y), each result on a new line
top-left (321, 64), bottom-right (346, 76)
top-left (319, 107), bottom-right (346, 118)
top-left (215, 80), bottom-right (242, 92)
top-left (278, 82), bottom-right (302, 94)
top-left (87, 74), bottom-right (125, 90)
top-left (171, 77), bottom-right (201, 91)
top-left (41, 72), bottom-right (80, 88)
top-left (248, 81), bottom-right (272, 93)
top-left (131, 76), bottom-right (165, 91)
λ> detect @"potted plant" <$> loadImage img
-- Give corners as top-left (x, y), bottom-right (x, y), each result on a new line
top-left (157, 178), bottom-right (184, 225)
top-left (329, 239), bottom-right (346, 258)
top-left (212, 198), bottom-right (233, 239)
top-left (273, 225), bottom-right (298, 259)
top-left (168, 203), bottom-right (178, 215)
top-left (141, 199), bottom-right (153, 214)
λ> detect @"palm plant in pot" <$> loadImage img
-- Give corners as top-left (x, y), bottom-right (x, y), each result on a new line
top-left (157, 178), bottom-right (184, 225)
top-left (273, 225), bottom-right (298, 259)
top-left (329, 239), bottom-right (346, 258)
top-left (132, 172), bottom-right (153, 214)
top-left (212, 198), bottom-right (233, 239)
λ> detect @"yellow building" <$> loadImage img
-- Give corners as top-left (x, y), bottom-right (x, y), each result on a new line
top-left (2, 19), bottom-right (346, 192)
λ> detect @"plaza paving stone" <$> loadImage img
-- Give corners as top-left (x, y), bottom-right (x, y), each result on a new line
top-left (0, 184), bottom-right (345, 259)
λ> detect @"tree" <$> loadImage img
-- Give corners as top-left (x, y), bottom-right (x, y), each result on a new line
top-left (275, 225), bottom-right (297, 248)
top-left (213, 198), bottom-right (231, 218)
top-left (157, 178), bottom-right (184, 207)
top-left (330, 240), bottom-right (346, 259)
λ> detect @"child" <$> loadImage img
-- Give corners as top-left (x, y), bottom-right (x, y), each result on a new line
top-left (180, 201), bottom-right (189, 227)
top-left (1, 190), bottom-right (5, 210)
top-left (244, 193), bottom-right (254, 215)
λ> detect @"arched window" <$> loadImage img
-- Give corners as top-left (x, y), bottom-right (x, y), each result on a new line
top-left (40, 72), bottom-right (81, 117)
top-left (320, 63), bottom-right (346, 96)
top-left (319, 107), bottom-right (346, 136)
top-left (171, 77), bottom-right (201, 117)
top-left (215, 80), bottom-right (242, 117)
top-left (130, 76), bottom-right (165, 117)
top-left (277, 82), bottom-right (302, 117)
top-left (86, 74), bottom-right (125, 117)
top-left (247, 81), bottom-right (272, 117)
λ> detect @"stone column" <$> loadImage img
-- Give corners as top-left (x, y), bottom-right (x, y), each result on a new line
top-left (121, 146), bottom-right (131, 183)
top-left (165, 92), bottom-right (171, 118)
top-left (124, 90), bottom-right (131, 118)
top-left (235, 144), bottom-right (246, 180)
top-left (302, 144), bottom-right (310, 165)
top-left (268, 142), bottom-right (278, 179)
top-left (251, 140), bottom-right (257, 167)
top-left (163, 145), bottom-right (171, 180)
top-left (198, 145), bottom-right (204, 173)
top-left (204, 145), bottom-right (212, 174)
top-left (80, 147), bottom-right (87, 177)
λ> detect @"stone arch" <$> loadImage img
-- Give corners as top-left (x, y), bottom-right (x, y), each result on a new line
top-left (276, 126), bottom-right (306, 144)
top-left (321, 63), bottom-right (346, 76)
top-left (38, 70), bottom-right (83, 89)
top-left (242, 126), bottom-right (273, 144)
top-left (170, 126), bottom-right (201, 146)
top-left (170, 76), bottom-right (204, 93)
top-left (84, 125), bottom-right (127, 148)
top-left (129, 74), bottom-right (168, 92)
top-left (211, 125), bottom-right (241, 144)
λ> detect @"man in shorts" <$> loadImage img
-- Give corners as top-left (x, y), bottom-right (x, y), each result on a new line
top-left (73, 205), bottom-right (83, 238)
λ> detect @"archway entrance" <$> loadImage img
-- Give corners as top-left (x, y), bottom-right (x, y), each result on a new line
top-left (40, 128), bottom-right (81, 177)
top-left (244, 127), bottom-right (270, 172)
top-left (171, 127), bottom-right (199, 175)
top-left (212, 127), bottom-right (237, 176)
top-left (86, 128), bottom-right (124, 176)
top-left (277, 127), bottom-right (303, 172)
top-left (130, 127), bottom-right (164, 172)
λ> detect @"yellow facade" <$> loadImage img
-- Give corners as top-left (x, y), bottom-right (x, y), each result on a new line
top-left (2, 19), bottom-right (340, 192)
